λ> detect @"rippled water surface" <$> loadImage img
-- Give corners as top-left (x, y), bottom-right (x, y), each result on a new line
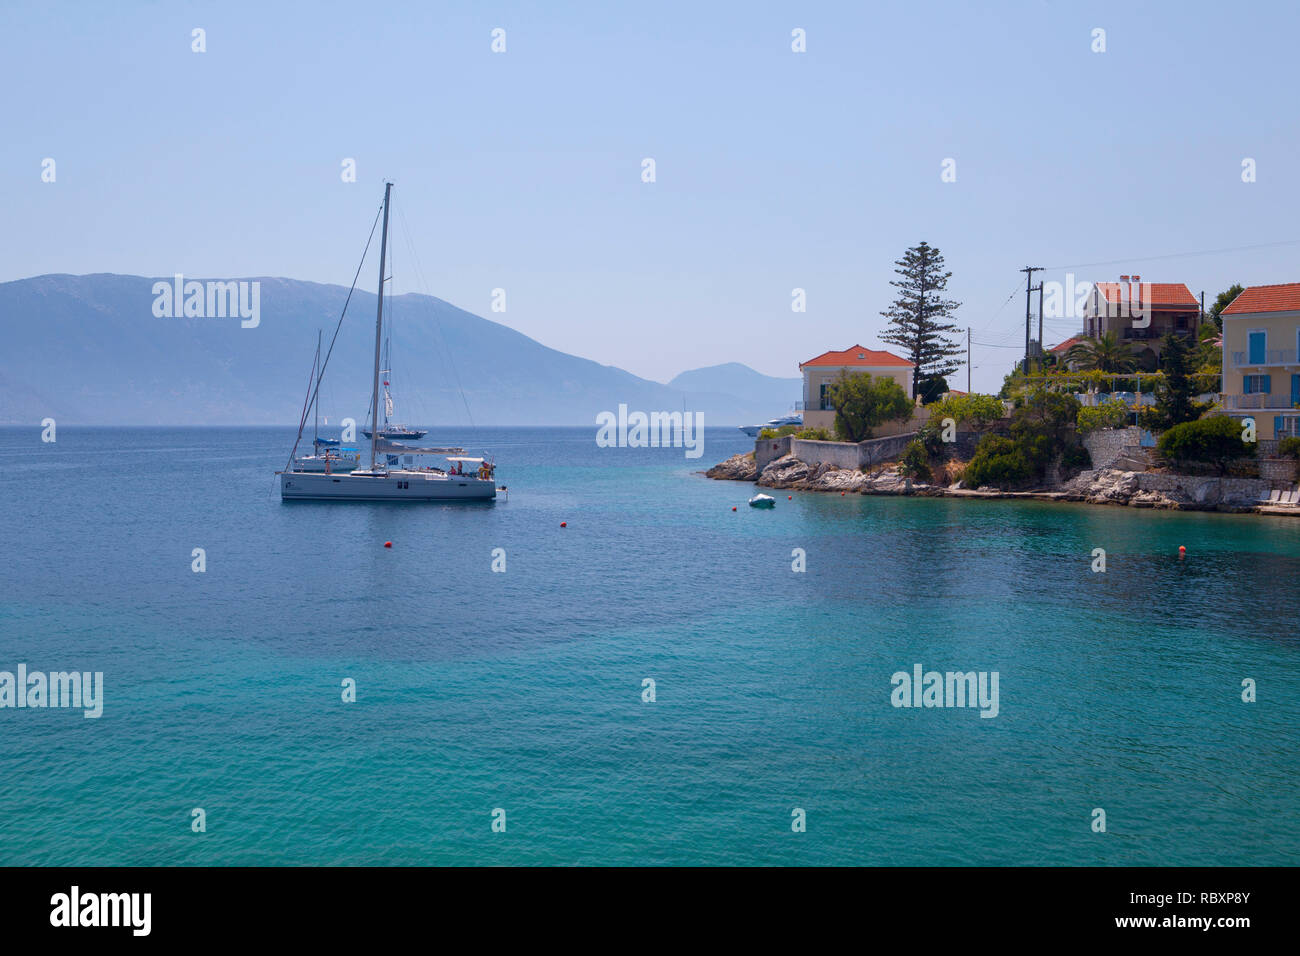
top-left (1, 426), bottom-right (1297, 865)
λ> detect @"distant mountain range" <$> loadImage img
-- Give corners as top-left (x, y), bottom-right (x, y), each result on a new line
top-left (0, 274), bottom-right (800, 426)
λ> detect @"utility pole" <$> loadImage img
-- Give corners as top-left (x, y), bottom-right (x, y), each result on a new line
top-left (1021, 266), bottom-right (1042, 374)
top-left (967, 327), bottom-right (971, 393)
top-left (1036, 282), bottom-right (1045, 370)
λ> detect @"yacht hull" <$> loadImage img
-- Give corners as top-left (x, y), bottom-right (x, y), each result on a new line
top-left (280, 471), bottom-right (496, 501)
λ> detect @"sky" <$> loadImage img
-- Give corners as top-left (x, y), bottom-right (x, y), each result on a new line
top-left (2, 0), bottom-right (1298, 393)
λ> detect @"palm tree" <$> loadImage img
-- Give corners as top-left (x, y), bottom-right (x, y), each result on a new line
top-left (1064, 332), bottom-right (1136, 373)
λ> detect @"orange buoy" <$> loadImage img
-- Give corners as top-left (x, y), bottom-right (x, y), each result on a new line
top-left (788, 495), bottom-right (792, 499)
top-left (384, 541), bottom-right (392, 548)
top-left (732, 506), bottom-right (737, 511)
top-left (1178, 545), bottom-right (1186, 555)
top-left (560, 521), bottom-right (567, 528)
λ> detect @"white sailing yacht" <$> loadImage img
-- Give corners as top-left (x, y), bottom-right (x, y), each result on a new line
top-left (279, 182), bottom-right (498, 501)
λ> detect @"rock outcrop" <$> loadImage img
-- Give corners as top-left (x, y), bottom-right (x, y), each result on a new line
top-left (705, 452), bottom-right (757, 481)
top-left (755, 454), bottom-right (926, 495)
top-left (708, 450), bottom-right (1282, 515)
top-left (1061, 469), bottom-right (1267, 511)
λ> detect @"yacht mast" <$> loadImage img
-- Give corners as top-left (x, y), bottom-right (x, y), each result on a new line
top-left (312, 329), bottom-right (321, 445)
top-left (368, 182), bottom-right (392, 470)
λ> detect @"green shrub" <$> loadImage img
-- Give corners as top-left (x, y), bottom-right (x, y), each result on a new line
top-left (964, 435), bottom-right (1034, 488)
top-left (1061, 443), bottom-right (1093, 471)
top-left (1278, 436), bottom-right (1300, 459)
top-left (926, 393), bottom-right (1005, 432)
top-left (757, 424), bottom-right (801, 440)
top-left (898, 439), bottom-right (931, 480)
top-left (1157, 416), bottom-right (1256, 474)
top-left (1076, 399), bottom-right (1130, 434)
top-left (795, 427), bottom-right (832, 441)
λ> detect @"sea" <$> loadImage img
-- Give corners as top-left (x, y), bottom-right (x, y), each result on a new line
top-left (1, 425), bottom-right (1297, 866)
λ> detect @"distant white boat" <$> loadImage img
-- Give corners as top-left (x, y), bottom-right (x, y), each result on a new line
top-left (748, 493), bottom-right (776, 508)
top-left (293, 440), bottom-right (361, 473)
top-left (739, 414), bottom-right (802, 437)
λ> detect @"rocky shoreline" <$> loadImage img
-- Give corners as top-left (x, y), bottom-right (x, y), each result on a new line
top-left (705, 451), bottom-right (1297, 515)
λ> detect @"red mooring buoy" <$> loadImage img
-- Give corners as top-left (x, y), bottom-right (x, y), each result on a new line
top-left (384, 541), bottom-right (392, 548)
top-left (560, 522), bottom-right (567, 528)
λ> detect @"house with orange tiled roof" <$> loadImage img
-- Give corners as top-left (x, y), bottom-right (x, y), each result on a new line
top-left (1220, 282), bottom-right (1300, 439)
top-left (1082, 277), bottom-right (1202, 369)
top-left (1048, 335), bottom-right (1085, 370)
top-left (797, 345), bottom-right (915, 432)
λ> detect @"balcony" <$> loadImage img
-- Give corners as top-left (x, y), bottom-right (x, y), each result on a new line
top-left (1230, 348), bottom-right (1299, 368)
top-left (1121, 327), bottom-right (1195, 341)
top-left (1223, 394), bottom-right (1298, 410)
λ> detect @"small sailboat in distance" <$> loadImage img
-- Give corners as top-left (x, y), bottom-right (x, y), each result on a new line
top-left (361, 339), bottom-right (427, 440)
top-left (278, 182), bottom-right (497, 501)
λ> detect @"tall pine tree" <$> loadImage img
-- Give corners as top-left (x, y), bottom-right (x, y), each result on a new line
top-left (879, 242), bottom-right (963, 398)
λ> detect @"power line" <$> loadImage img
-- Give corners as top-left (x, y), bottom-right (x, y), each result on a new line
top-left (1045, 237), bottom-right (1300, 271)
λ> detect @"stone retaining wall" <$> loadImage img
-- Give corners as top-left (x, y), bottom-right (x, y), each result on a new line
top-left (755, 435), bottom-right (792, 473)
top-left (1134, 472), bottom-right (1271, 508)
top-left (1082, 427), bottom-right (1143, 470)
top-left (1259, 458), bottom-right (1299, 485)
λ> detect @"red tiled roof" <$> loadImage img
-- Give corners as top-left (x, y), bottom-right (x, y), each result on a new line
top-left (799, 345), bottom-right (913, 369)
top-left (1094, 282), bottom-right (1198, 309)
top-left (1049, 336), bottom-right (1083, 354)
top-left (1221, 282), bottom-right (1300, 315)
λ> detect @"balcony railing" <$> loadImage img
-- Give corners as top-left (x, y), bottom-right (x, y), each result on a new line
top-left (1223, 394), bottom-right (1299, 410)
top-left (794, 400), bottom-right (833, 411)
top-left (1230, 348), bottom-right (1299, 367)
top-left (1121, 327), bottom-right (1195, 341)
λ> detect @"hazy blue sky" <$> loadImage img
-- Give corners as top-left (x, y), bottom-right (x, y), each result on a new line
top-left (3, 0), bottom-right (1298, 392)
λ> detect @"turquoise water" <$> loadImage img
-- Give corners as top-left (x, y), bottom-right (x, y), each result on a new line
top-left (1, 426), bottom-right (1297, 865)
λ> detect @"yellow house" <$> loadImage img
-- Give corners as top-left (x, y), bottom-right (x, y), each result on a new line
top-left (1221, 283), bottom-right (1300, 439)
top-left (797, 345), bottom-right (915, 433)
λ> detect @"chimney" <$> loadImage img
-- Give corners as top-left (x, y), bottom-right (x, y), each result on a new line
top-left (1131, 275), bottom-right (1141, 306)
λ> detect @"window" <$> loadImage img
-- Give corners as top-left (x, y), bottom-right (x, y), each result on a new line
top-left (1248, 330), bottom-right (1267, 365)
top-left (1276, 415), bottom-right (1300, 439)
top-left (819, 383), bottom-right (831, 410)
top-left (1243, 374), bottom-right (1272, 395)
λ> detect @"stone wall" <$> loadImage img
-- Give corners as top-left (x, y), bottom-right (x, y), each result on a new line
top-left (789, 437), bottom-right (863, 470)
top-left (755, 435), bottom-right (792, 473)
top-left (1259, 458), bottom-right (1299, 485)
top-left (1082, 427), bottom-right (1143, 470)
top-left (770, 431), bottom-right (919, 471)
top-left (1134, 472), bottom-right (1271, 508)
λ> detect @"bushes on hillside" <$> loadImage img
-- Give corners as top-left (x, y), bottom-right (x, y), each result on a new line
top-left (898, 439), bottom-right (931, 480)
top-left (1076, 398), bottom-right (1130, 434)
top-left (1157, 416), bottom-right (1256, 474)
top-left (1278, 436), bottom-right (1300, 460)
top-left (964, 436), bottom-right (1034, 487)
top-left (795, 427), bottom-right (832, 441)
top-left (962, 387), bottom-right (1089, 489)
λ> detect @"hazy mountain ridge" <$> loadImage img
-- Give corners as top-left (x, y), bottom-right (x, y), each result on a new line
top-left (0, 274), bottom-right (799, 426)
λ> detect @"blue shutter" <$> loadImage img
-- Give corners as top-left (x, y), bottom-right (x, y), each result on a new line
top-left (1249, 331), bottom-right (1266, 364)
top-left (1292, 374), bottom-right (1300, 407)
top-left (1262, 374), bottom-right (1272, 394)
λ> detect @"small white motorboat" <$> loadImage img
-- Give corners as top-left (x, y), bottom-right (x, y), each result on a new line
top-left (748, 493), bottom-right (776, 508)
